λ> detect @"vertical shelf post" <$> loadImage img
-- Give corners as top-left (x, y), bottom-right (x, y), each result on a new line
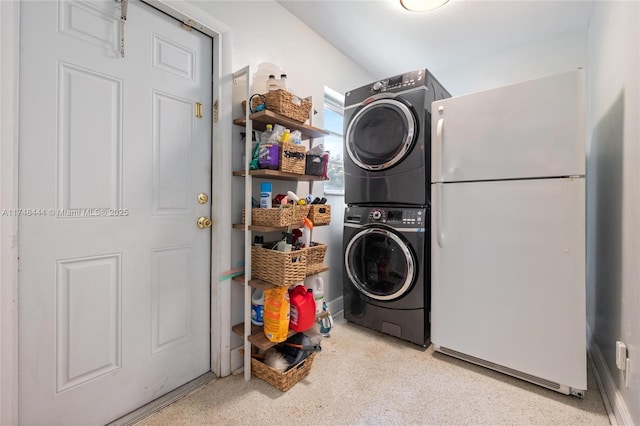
top-left (233, 66), bottom-right (253, 381)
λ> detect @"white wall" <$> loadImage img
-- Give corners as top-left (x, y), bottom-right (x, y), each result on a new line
top-left (435, 29), bottom-right (588, 96)
top-left (586, 1), bottom-right (639, 424)
top-left (0, 1), bottom-right (20, 423)
top-left (186, 1), bottom-right (374, 320)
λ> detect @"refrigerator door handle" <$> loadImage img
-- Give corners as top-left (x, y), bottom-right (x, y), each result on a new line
top-left (433, 117), bottom-right (444, 182)
top-left (435, 182), bottom-right (445, 247)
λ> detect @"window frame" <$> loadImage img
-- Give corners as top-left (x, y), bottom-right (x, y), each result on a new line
top-left (323, 87), bottom-right (345, 196)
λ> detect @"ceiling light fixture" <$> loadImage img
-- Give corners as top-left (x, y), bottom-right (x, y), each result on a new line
top-left (400, 0), bottom-right (450, 12)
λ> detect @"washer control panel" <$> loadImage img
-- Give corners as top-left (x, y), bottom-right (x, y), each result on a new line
top-left (370, 69), bottom-right (426, 93)
top-left (344, 207), bottom-right (426, 228)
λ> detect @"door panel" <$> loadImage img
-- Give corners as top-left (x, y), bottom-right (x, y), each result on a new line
top-left (152, 91), bottom-right (193, 213)
top-left (56, 254), bottom-right (121, 392)
top-left (431, 70), bottom-right (585, 183)
top-left (431, 178), bottom-right (586, 389)
top-left (18, 1), bottom-right (213, 423)
top-left (58, 62), bottom-right (123, 210)
top-left (151, 246), bottom-right (191, 354)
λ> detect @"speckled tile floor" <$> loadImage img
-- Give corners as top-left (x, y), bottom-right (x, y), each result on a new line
top-left (137, 318), bottom-right (610, 426)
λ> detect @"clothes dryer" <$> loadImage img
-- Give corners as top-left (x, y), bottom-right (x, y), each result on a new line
top-left (344, 69), bottom-right (450, 206)
top-left (343, 205), bottom-right (430, 346)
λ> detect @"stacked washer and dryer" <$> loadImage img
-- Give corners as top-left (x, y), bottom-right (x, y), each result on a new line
top-left (342, 69), bottom-right (450, 347)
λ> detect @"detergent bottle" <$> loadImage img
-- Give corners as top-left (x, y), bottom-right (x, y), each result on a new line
top-left (305, 275), bottom-right (325, 316)
top-left (288, 284), bottom-right (316, 332)
top-left (251, 288), bottom-right (264, 326)
top-left (263, 286), bottom-right (290, 343)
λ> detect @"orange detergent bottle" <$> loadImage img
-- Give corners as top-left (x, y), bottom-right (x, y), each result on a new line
top-left (288, 284), bottom-right (316, 332)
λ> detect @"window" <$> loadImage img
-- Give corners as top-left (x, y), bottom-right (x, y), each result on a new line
top-left (323, 87), bottom-right (345, 195)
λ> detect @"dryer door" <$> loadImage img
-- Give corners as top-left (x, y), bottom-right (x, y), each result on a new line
top-left (344, 226), bottom-right (417, 301)
top-left (345, 98), bottom-right (417, 171)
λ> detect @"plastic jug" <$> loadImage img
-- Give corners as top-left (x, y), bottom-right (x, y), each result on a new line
top-left (263, 286), bottom-right (290, 343)
top-left (288, 285), bottom-right (316, 332)
top-left (251, 288), bottom-right (264, 326)
top-left (305, 276), bottom-right (325, 316)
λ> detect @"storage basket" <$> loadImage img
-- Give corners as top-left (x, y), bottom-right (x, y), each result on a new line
top-left (307, 205), bottom-right (331, 226)
top-left (242, 205), bottom-right (311, 227)
top-left (305, 154), bottom-right (325, 176)
top-left (251, 243), bottom-right (307, 286)
top-left (291, 204), bottom-right (311, 226)
top-left (280, 143), bottom-right (306, 175)
top-left (304, 242), bottom-right (327, 275)
top-left (242, 207), bottom-right (292, 227)
top-left (263, 89), bottom-right (312, 123)
top-left (251, 352), bottom-right (316, 392)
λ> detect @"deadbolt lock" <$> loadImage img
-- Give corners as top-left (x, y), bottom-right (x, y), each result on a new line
top-left (197, 217), bottom-right (212, 229)
top-left (197, 193), bottom-right (209, 204)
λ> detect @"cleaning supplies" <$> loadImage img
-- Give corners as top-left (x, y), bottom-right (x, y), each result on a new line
top-left (258, 124), bottom-right (279, 170)
top-left (302, 217), bottom-right (313, 248)
top-left (318, 302), bottom-right (333, 337)
top-left (278, 73), bottom-right (288, 91)
top-left (267, 74), bottom-right (278, 92)
top-left (286, 190), bottom-right (299, 203)
top-left (276, 232), bottom-right (293, 252)
top-left (260, 182), bottom-right (272, 209)
top-left (288, 284), bottom-right (316, 332)
top-left (263, 286), bottom-right (290, 343)
top-left (305, 276), bottom-right (325, 316)
top-left (251, 288), bottom-right (264, 326)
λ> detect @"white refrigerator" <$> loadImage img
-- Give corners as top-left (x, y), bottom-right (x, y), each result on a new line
top-left (430, 69), bottom-right (587, 396)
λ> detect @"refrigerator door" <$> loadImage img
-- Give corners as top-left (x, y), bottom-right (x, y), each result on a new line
top-left (431, 70), bottom-right (585, 184)
top-left (431, 177), bottom-right (586, 390)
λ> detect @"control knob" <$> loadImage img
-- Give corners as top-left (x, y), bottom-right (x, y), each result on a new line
top-left (372, 81), bottom-right (383, 91)
top-left (371, 210), bottom-right (382, 220)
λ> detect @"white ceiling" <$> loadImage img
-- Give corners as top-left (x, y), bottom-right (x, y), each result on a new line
top-left (278, 0), bottom-right (595, 80)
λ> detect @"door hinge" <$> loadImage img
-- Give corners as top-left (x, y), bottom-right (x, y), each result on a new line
top-left (195, 102), bottom-right (203, 118)
top-left (116, 0), bottom-right (128, 57)
top-left (181, 21), bottom-right (194, 31)
top-left (213, 100), bottom-right (219, 123)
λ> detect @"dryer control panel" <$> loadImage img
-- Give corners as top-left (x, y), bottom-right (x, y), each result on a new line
top-left (370, 69), bottom-right (426, 93)
top-left (345, 206), bottom-right (426, 228)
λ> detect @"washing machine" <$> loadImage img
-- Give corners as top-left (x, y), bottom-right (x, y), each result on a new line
top-left (343, 69), bottom-right (450, 206)
top-left (343, 205), bottom-right (430, 347)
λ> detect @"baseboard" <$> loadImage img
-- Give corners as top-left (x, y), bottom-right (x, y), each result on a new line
top-left (327, 295), bottom-right (343, 320)
top-left (587, 323), bottom-right (633, 425)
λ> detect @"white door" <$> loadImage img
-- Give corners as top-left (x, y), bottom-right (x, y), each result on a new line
top-left (18, 1), bottom-right (213, 424)
top-left (431, 177), bottom-right (586, 389)
top-left (431, 69), bottom-right (585, 183)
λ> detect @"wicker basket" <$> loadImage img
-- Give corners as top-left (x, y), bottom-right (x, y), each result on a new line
top-left (280, 143), bottom-right (306, 175)
top-left (263, 90), bottom-right (312, 123)
top-left (251, 243), bottom-right (307, 286)
top-left (242, 205), bottom-right (311, 227)
top-left (308, 205), bottom-right (331, 226)
top-left (291, 204), bottom-right (311, 226)
top-left (304, 242), bottom-right (327, 275)
top-left (242, 207), bottom-right (291, 227)
top-left (251, 352), bottom-right (316, 391)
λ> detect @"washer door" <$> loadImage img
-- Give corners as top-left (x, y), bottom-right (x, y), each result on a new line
top-left (344, 226), bottom-right (417, 301)
top-left (345, 98), bottom-right (417, 171)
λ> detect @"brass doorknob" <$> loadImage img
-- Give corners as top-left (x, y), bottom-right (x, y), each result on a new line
top-left (197, 193), bottom-right (209, 204)
top-left (197, 217), bottom-right (212, 229)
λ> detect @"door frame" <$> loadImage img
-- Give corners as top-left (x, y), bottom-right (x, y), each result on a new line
top-left (0, 1), bottom-right (234, 424)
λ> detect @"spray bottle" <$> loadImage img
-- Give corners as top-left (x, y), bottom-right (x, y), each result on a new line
top-left (302, 217), bottom-right (313, 248)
